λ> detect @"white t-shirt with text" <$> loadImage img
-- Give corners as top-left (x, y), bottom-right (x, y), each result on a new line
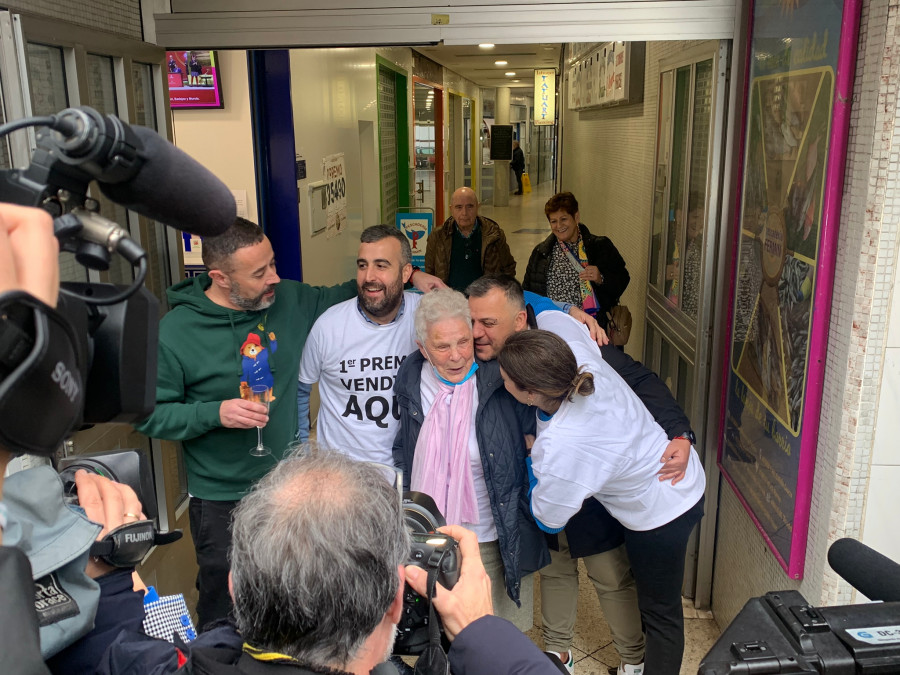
top-left (299, 292), bottom-right (421, 464)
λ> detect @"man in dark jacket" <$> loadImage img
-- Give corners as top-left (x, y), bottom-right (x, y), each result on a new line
top-left (393, 290), bottom-right (549, 630)
top-left (511, 142), bottom-right (525, 195)
top-left (424, 187), bottom-right (516, 291)
top-left (99, 451), bottom-right (563, 675)
top-left (466, 275), bottom-right (695, 675)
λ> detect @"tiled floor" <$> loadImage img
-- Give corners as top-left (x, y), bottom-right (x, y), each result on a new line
top-left (518, 569), bottom-right (721, 675)
top-left (478, 180), bottom-right (559, 282)
top-left (482, 181), bottom-right (723, 674)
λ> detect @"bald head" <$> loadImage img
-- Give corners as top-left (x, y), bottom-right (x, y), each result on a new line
top-left (450, 187), bottom-right (479, 234)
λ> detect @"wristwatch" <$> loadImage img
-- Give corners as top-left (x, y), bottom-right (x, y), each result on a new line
top-left (675, 430), bottom-right (697, 445)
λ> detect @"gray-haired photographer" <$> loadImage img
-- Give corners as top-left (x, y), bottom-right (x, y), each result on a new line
top-left (98, 448), bottom-right (565, 675)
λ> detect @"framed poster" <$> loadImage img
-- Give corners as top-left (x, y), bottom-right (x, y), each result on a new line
top-left (167, 50), bottom-right (224, 109)
top-left (721, 0), bottom-right (862, 578)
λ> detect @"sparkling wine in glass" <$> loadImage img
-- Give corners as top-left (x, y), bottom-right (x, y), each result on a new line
top-left (249, 384), bottom-right (272, 457)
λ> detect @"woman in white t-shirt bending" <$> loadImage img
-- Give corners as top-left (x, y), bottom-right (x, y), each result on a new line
top-left (498, 329), bottom-right (705, 675)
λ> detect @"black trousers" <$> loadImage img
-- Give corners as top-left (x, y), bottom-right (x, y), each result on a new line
top-left (513, 168), bottom-right (524, 192)
top-left (622, 496), bottom-right (704, 675)
top-left (188, 497), bottom-right (239, 630)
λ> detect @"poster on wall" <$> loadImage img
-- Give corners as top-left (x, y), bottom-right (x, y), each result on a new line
top-left (396, 212), bottom-right (433, 270)
top-left (721, 0), bottom-right (859, 579)
top-left (323, 153), bottom-right (348, 239)
top-left (166, 51), bottom-right (224, 109)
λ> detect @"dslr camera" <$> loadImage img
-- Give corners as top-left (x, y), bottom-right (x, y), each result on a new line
top-left (394, 492), bottom-right (461, 655)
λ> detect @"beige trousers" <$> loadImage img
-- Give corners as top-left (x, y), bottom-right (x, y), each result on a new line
top-left (540, 531), bottom-right (644, 664)
top-left (479, 540), bottom-right (534, 632)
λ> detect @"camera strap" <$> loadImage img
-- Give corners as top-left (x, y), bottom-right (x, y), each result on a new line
top-left (413, 555), bottom-right (449, 675)
top-left (0, 291), bottom-right (84, 455)
top-left (89, 520), bottom-right (182, 568)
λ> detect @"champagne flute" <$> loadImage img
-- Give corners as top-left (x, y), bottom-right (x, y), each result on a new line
top-left (249, 384), bottom-right (272, 457)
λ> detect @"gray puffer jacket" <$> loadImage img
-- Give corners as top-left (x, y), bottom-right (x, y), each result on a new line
top-left (392, 352), bottom-right (550, 604)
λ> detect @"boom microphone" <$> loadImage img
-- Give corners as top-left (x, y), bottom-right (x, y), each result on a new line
top-left (828, 537), bottom-right (900, 601)
top-left (43, 107), bottom-right (235, 237)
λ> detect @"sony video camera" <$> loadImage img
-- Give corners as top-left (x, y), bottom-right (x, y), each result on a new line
top-left (0, 105), bottom-right (235, 458)
top-left (394, 492), bottom-right (461, 655)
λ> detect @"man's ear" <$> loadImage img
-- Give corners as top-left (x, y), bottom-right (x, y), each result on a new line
top-left (388, 565), bottom-right (406, 625)
top-left (208, 268), bottom-right (230, 289)
top-left (228, 571), bottom-right (234, 601)
top-left (402, 263), bottom-right (413, 284)
top-left (513, 310), bottom-right (527, 332)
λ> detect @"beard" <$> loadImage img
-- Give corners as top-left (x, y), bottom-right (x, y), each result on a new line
top-left (358, 276), bottom-right (404, 319)
top-left (229, 280), bottom-right (276, 311)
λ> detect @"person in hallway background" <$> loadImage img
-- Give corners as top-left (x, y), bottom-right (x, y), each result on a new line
top-left (523, 192), bottom-right (629, 330)
top-left (392, 289), bottom-right (549, 631)
top-left (134, 217), bottom-right (444, 630)
top-left (498, 330), bottom-right (706, 675)
top-left (425, 186), bottom-right (516, 291)
top-left (511, 141), bottom-right (525, 195)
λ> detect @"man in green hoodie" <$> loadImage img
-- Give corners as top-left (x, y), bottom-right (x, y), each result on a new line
top-left (135, 217), bottom-right (443, 629)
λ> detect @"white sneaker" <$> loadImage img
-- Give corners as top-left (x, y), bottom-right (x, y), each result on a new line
top-left (544, 650), bottom-right (575, 675)
top-left (616, 663), bottom-right (644, 675)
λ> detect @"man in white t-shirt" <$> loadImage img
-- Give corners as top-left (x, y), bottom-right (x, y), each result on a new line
top-left (298, 225), bottom-right (422, 464)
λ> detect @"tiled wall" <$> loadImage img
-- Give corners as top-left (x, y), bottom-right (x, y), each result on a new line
top-left (713, 0), bottom-right (900, 626)
top-left (9, 0), bottom-right (142, 41)
top-left (558, 40), bottom-right (711, 359)
top-left (855, 0), bottom-right (900, 597)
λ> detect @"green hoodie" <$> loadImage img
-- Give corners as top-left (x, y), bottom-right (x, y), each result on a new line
top-left (135, 274), bottom-right (356, 500)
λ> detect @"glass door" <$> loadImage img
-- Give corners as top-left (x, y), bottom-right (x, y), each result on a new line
top-left (413, 80), bottom-right (443, 223)
top-left (643, 43), bottom-right (729, 603)
top-left (462, 96), bottom-right (473, 188)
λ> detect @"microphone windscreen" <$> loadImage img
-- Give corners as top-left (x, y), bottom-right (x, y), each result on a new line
top-left (99, 125), bottom-right (236, 237)
top-left (828, 538), bottom-right (900, 602)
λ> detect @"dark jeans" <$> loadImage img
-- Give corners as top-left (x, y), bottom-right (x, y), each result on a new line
top-left (513, 169), bottom-right (524, 192)
top-left (189, 497), bottom-right (239, 630)
top-left (622, 496), bottom-right (704, 675)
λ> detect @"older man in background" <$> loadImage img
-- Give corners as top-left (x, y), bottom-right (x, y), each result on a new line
top-left (425, 187), bottom-right (516, 291)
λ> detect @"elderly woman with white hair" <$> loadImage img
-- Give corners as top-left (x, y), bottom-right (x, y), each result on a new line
top-left (392, 289), bottom-right (549, 630)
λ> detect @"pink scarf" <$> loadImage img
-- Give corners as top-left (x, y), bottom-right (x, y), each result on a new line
top-left (410, 372), bottom-right (479, 526)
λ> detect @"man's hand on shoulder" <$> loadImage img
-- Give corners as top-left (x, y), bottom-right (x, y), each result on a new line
top-left (567, 306), bottom-right (609, 346)
top-left (410, 269), bottom-right (448, 292)
top-left (220, 398), bottom-right (269, 429)
top-left (404, 525), bottom-right (492, 641)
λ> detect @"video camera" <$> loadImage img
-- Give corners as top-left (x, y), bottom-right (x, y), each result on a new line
top-left (0, 105), bottom-right (235, 457)
top-left (699, 539), bottom-right (900, 673)
top-left (394, 492), bottom-right (461, 656)
top-left (0, 106), bottom-right (235, 558)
